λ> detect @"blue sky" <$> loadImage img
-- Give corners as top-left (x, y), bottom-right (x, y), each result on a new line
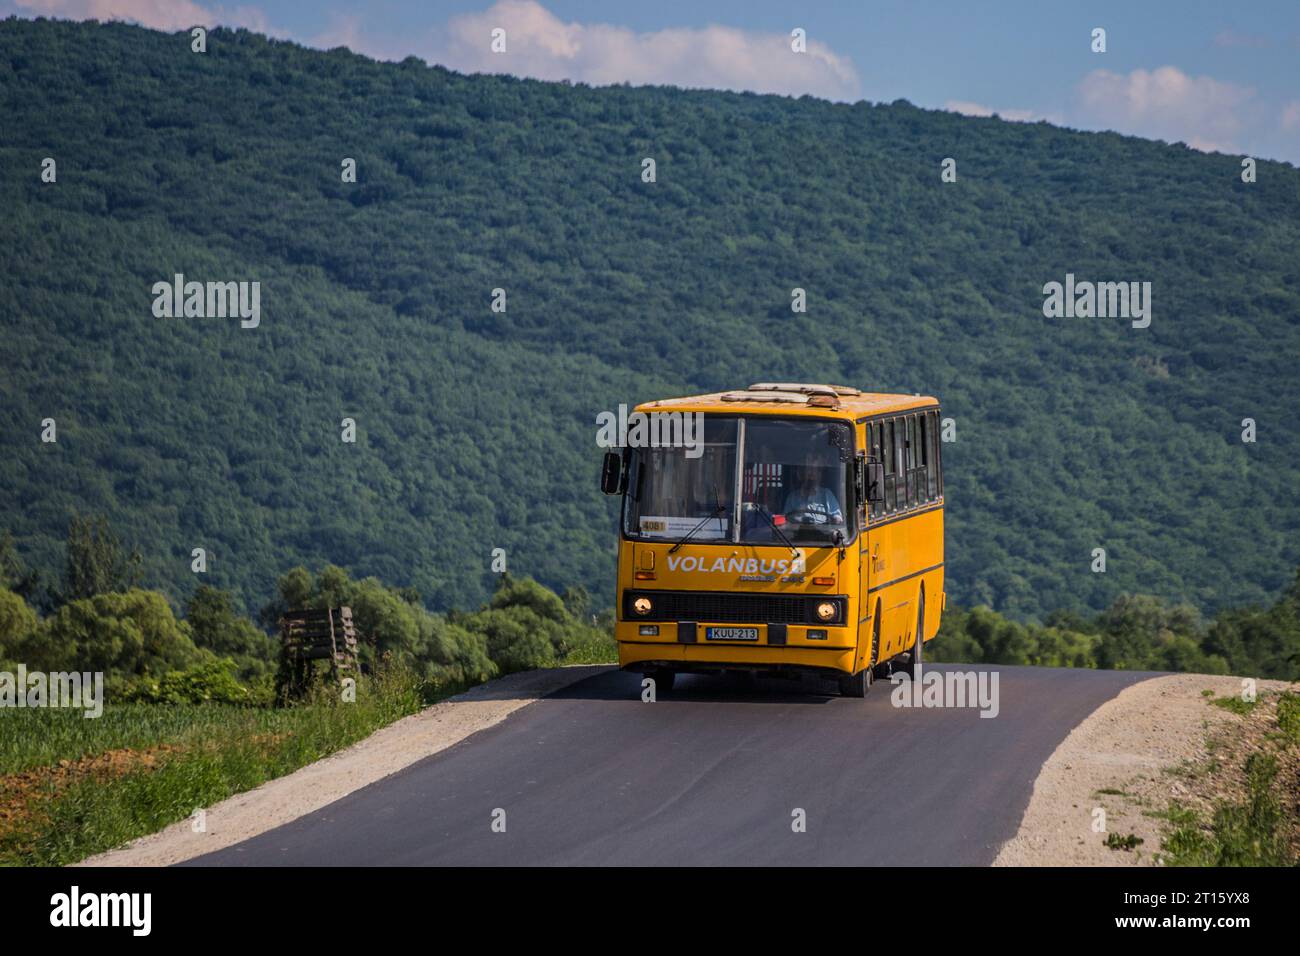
top-left (9, 0), bottom-right (1300, 163)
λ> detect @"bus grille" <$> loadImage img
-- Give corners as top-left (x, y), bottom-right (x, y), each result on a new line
top-left (624, 590), bottom-right (845, 625)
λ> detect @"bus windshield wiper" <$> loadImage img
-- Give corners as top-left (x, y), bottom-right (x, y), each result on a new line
top-left (748, 503), bottom-right (799, 559)
top-left (667, 506), bottom-right (727, 554)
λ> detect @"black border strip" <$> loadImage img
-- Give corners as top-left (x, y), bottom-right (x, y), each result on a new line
top-left (866, 561), bottom-right (944, 595)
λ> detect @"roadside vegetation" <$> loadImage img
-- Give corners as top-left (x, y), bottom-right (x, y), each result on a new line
top-left (930, 577), bottom-right (1300, 680)
top-left (0, 518), bottom-right (614, 866)
top-left (1155, 690), bottom-right (1300, 866)
top-left (2, 514), bottom-right (1297, 865)
top-left (0, 668), bottom-right (430, 866)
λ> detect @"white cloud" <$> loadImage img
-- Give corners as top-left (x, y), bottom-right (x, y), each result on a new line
top-left (945, 100), bottom-right (1060, 124)
top-left (1282, 101), bottom-right (1300, 132)
top-left (1213, 29), bottom-right (1269, 49)
top-left (1184, 137), bottom-right (1237, 155)
top-left (1075, 66), bottom-right (1256, 154)
top-left (15, 0), bottom-right (271, 34)
top-left (421, 0), bottom-right (861, 100)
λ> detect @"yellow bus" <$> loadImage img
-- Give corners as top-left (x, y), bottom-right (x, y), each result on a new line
top-left (600, 383), bottom-right (944, 697)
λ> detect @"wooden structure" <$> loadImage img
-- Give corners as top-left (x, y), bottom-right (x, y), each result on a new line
top-left (276, 606), bottom-right (359, 700)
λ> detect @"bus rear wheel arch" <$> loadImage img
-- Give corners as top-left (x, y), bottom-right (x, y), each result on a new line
top-left (898, 588), bottom-right (924, 681)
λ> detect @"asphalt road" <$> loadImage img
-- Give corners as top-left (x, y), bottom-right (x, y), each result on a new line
top-left (186, 664), bottom-right (1157, 866)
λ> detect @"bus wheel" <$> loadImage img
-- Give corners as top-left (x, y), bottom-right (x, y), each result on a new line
top-left (838, 667), bottom-right (871, 698)
top-left (868, 603), bottom-right (890, 681)
top-left (648, 669), bottom-right (675, 694)
top-left (900, 593), bottom-right (924, 681)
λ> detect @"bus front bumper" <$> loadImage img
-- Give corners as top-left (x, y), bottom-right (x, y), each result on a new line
top-left (616, 621), bottom-right (857, 677)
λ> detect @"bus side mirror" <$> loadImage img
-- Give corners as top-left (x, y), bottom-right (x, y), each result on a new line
top-left (867, 462), bottom-right (885, 504)
top-left (600, 451), bottom-right (625, 495)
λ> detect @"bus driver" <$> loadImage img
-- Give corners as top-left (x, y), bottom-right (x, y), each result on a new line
top-left (782, 451), bottom-right (843, 525)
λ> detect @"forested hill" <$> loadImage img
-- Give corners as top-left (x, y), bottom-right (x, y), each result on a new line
top-left (1, 17), bottom-right (1298, 619)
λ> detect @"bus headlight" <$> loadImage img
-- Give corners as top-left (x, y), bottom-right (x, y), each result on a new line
top-left (632, 596), bottom-right (653, 616)
top-left (815, 601), bottom-right (837, 622)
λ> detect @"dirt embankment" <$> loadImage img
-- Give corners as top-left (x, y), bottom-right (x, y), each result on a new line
top-left (994, 673), bottom-right (1298, 866)
top-left (78, 665), bottom-right (610, 867)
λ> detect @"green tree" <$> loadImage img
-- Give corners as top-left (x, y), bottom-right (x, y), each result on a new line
top-left (28, 588), bottom-right (200, 678)
top-left (562, 584), bottom-right (592, 622)
top-left (0, 587), bottom-right (39, 665)
top-left (63, 514), bottom-right (140, 602)
top-left (1095, 595), bottom-right (1202, 670)
top-left (186, 585), bottom-right (277, 681)
top-left (461, 605), bottom-right (559, 674)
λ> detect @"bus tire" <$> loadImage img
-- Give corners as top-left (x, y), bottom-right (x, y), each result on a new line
top-left (869, 602), bottom-right (890, 680)
top-left (900, 592), bottom-right (924, 681)
top-left (838, 667), bottom-right (871, 698)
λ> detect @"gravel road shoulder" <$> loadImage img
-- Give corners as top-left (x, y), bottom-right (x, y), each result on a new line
top-left (994, 672), bottom-right (1294, 866)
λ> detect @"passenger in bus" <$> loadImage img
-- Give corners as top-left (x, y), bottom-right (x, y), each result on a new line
top-left (783, 452), bottom-right (843, 525)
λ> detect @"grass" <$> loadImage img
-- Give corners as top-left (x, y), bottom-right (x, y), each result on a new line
top-left (1162, 753), bottom-right (1289, 866)
top-left (1276, 692), bottom-right (1300, 744)
top-left (1145, 804), bottom-right (1200, 825)
top-left (1209, 694), bottom-right (1257, 716)
top-left (1158, 688), bottom-right (1299, 867)
top-left (559, 632), bottom-right (618, 666)
top-left (0, 640), bottom-right (620, 867)
top-left (1105, 832), bottom-right (1144, 851)
top-left (0, 666), bottom-right (437, 866)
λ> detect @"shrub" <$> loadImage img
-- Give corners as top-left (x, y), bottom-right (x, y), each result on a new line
top-left (462, 605), bottom-right (559, 674)
top-left (122, 657), bottom-right (254, 705)
top-left (0, 587), bottom-right (38, 661)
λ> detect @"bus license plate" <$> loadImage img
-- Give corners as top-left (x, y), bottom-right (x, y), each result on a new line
top-left (706, 627), bottom-right (759, 642)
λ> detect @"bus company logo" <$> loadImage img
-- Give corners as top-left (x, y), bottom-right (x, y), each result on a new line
top-left (890, 667), bottom-right (999, 718)
top-left (1042, 273), bottom-right (1151, 329)
top-left (0, 665), bottom-right (103, 719)
top-left (595, 404), bottom-right (704, 459)
top-left (666, 552), bottom-right (806, 575)
top-left (151, 272), bottom-right (261, 329)
top-left (49, 886), bottom-right (151, 936)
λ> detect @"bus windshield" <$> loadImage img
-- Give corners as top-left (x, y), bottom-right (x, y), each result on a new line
top-left (623, 416), bottom-right (854, 547)
top-left (624, 417), bottom-right (738, 542)
top-left (740, 417), bottom-right (853, 546)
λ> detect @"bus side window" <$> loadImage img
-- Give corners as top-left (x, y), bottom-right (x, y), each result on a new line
top-left (868, 423), bottom-right (883, 519)
top-left (906, 414), bottom-right (918, 507)
top-left (895, 417), bottom-right (910, 510)
top-left (882, 419), bottom-right (896, 513)
top-left (915, 413), bottom-right (928, 503)
top-left (924, 410), bottom-right (938, 501)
